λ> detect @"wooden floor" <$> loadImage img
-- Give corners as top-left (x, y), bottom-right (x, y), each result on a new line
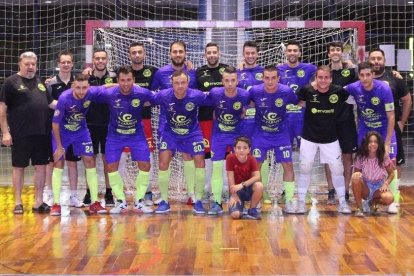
top-left (1, 186), bottom-right (414, 275)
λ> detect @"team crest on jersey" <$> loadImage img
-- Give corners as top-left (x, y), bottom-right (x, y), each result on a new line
top-left (275, 98), bottom-right (284, 107)
top-left (83, 100), bottom-right (91, 108)
top-left (37, 83), bottom-right (46, 92)
top-left (341, 69), bottom-right (350, 77)
top-left (143, 69), bottom-right (152, 78)
top-left (311, 108), bottom-right (318, 114)
top-left (105, 77), bottom-right (113, 84)
top-left (255, 72), bottom-right (263, 81)
top-left (185, 102), bottom-right (195, 111)
top-left (252, 149), bottom-right (261, 158)
top-left (17, 84), bottom-right (27, 91)
top-left (297, 69), bottom-right (305, 78)
top-left (203, 81), bottom-right (210, 88)
top-left (219, 67), bottom-right (225, 74)
top-left (371, 97), bottom-right (380, 105)
top-left (329, 94), bottom-right (339, 104)
top-left (160, 142), bottom-right (167, 150)
top-left (131, 99), bottom-right (140, 107)
top-left (233, 101), bottom-right (242, 110)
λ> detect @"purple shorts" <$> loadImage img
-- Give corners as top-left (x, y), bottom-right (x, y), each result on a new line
top-left (159, 130), bottom-right (205, 156)
top-left (251, 130), bottom-right (293, 163)
top-left (210, 132), bottom-right (240, 161)
top-left (52, 131), bottom-right (94, 160)
top-left (105, 133), bottom-right (150, 164)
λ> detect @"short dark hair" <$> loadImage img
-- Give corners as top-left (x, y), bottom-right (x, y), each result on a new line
top-left (368, 48), bottom-right (385, 57)
top-left (243, 41), bottom-right (259, 52)
top-left (57, 50), bottom-right (73, 62)
top-left (285, 40), bottom-right (302, 52)
top-left (205, 42), bottom-right (219, 51)
top-left (234, 136), bottom-right (251, 148)
top-left (129, 42), bottom-right (145, 52)
top-left (171, 69), bottom-right (188, 81)
top-left (316, 65), bottom-right (332, 77)
top-left (223, 65), bottom-right (237, 75)
top-left (92, 49), bottom-right (108, 57)
top-left (170, 40), bottom-right (186, 53)
top-left (358, 61), bottom-right (373, 73)
top-left (117, 65), bottom-right (133, 77)
top-left (326, 41), bottom-right (343, 55)
top-left (74, 73), bottom-right (89, 82)
top-left (264, 65), bottom-right (278, 75)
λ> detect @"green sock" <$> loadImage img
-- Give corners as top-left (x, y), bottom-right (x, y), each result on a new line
top-left (284, 181), bottom-right (295, 201)
top-left (52, 168), bottom-right (63, 204)
top-left (135, 170), bottom-right (150, 201)
top-left (183, 160), bottom-right (195, 195)
top-left (261, 160), bottom-right (270, 200)
top-left (195, 168), bottom-right (206, 201)
top-left (86, 168), bottom-right (99, 202)
top-left (108, 171), bottom-right (126, 201)
top-left (158, 170), bottom-right (169, 201)
top-left (211, 161), bottom-right (224, 203)
top-left (389, 169), bottom-right (399, 203)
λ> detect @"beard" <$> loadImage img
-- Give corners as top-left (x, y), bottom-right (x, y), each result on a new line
top-left (171, 58), bottom-right (185, 67)
top-left (372, 64), bottom-right (385, 75)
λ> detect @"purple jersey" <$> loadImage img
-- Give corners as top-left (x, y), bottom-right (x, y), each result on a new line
top-left (277, 63), bottom-right (316, 92)
top-left (91, 85), bottom-right (154, 138)
top-left (52, 89), bottom-right (95, 136)
top-left (153, 88), bottom-right (207, 136)
top-left (151, 64), bottom-right (197, 90)
top-left (205, 87), bottom-right (250, 134)
top-left (237, 66), bottom-right (264, 91)
top-left (249, 83), bottom-right (298, 136)
top-left (346, 79), bottom-right (394, 132)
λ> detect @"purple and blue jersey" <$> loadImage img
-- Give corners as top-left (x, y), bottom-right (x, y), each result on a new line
top-left (151, 64), bottom-right (197, 90)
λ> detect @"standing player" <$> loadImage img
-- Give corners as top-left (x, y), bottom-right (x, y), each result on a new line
top-left (46, 50), bottom-right (83, 208)
top-left (0, 51), bottom-right (56, 214)
top-left (50, 74), bottom-right (107, 215)
top-left (296, 66), bottom-right (352, 214)
top-left (83, 49), bottom-right (117, 207)
top-left (196, 42), bottom-right (228, 206)
top-left (249, 66), bottom-right (298, 213)
top-left (151, 40), bottom-right (198, 204)
top-left (153, 70), bottom-right (208, 214)
top-left (324, 42), bottom-right (358, 204)
top-left (205, 66), bottom-right (250, 215)
top-left (277, 40), bottom-right (317, 204)
top-left (368, 48), bottom-right (412, 213)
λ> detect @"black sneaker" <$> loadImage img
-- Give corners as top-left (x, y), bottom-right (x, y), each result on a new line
top-left (105, 190), bottom-right (115, 207)
top-left (83, 189), bottom-right (91, 206)
top-left (345, 192), bottom-right (350, 202)
top-left (327, 189), bottom-right (336, 205)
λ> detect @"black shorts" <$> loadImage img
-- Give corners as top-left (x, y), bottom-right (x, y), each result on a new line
top-left (395, 125), bottom-right (405, 165)
top-left (337, 116), bottom-right (358, 154)
top-left (88, 125), bottom-right (108, 154)
top-left (11, 135), bottom-right (51, 167)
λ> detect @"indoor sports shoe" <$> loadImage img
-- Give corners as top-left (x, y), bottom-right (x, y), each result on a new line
top-left (387, 202), bottom-right (399, 214)
top-left (354, 208), bottom-right (364, 217)
top-left (104, 192), bottom-right (115, 207)
top-left (153, 197), bottom-right (163, 205)
top-left (133, 199), bottom-right (154, 214)
top-left (246, 208), bottom-right (261, 220)
top-left (187, 193), bottom-right (196, 205)
top-left (109, 200), bottom-right (129, 214)
top-left (144, 192), bottom-right (154, 206)
top-left (207, 202), bottom-right (223, 215)
top-left (362, 200), bottom-right (371, 214)
top-left (155, 200), bottom-right (171, 214)
top-left (89, 201), bottom-right (107, 214)
top-left (83, 190), bottom-right (91, 206)
top-left (338, 200), bottom-right (352, 214)
top-left (296, 200), bottom-right (307, 214)
top-left (285, 200), bottom-right (296, 214)
top-left (193, 200), bottom-right (206, 214)
top-left (70, 195), bottom-right (84, 208)
top-left (327, 189), bottom-right (336, 205)
top-left (50, 204), bottom-right (61, 216)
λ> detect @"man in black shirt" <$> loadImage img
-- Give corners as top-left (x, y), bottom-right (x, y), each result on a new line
top-left (369, 48), bottom-right (412, 213)
top-left (0, 51), bottom-right (56, 214)
top-left (296, 65), bottom-right (352, 214)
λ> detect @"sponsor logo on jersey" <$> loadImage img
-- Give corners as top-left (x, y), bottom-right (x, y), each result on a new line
top-left (18, 84), bottom-right (27, 91)
top-left (185, 102), bottom-right (195, 111)
top-left (275, 98), bottom-right (284, 107)
top-left (233, 101), bottom-right (242, 110)
top-left (371, 97), bottom-right (380, 105)
top-left (311, 108), bottom-right (334, 114)
top-left (297, 69), bottom-right (305, 77)
top-left (329, 94), bottom-right (339, 104)
top-left (341, 69), bottom-right (350, 77)
top-left (290, 84), bottom-right (299, 92)
top-left (38, 83), bottom-right (46, 92)
top-left (204, 81), bottom-right (210, 88)
top-left (83, 100), bottom-right (91, 108)
top-left (143, 69), bottom-right (152, 78)
top-left (131, 99), bottom-right (140, 107)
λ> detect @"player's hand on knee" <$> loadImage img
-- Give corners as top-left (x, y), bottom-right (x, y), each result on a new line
top-left (53, 148), bottom-right (65, 162)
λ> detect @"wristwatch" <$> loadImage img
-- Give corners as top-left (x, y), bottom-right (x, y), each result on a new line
top-left (241, 182), bottom-right (246, 188)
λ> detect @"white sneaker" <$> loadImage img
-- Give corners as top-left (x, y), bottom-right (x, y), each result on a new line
top-left (144, 199), bottom-right (154, 206)
top-left (387, 202), bottom-right (399, 214)
top-left (109, 200), bottom-right (129, 214)
top-left (338, 200), bottom-right (352, 214)
top-left (296, 200), bottom-right (307, 214)
top-left (285, 200), bottom-right (296, 214)
top-left (45, 193), bottom-right (54, 207)
top-left (133, 200), bottom-right (154, 214)
top-left (362, 200), bottom-right (371, 213)
top-left (70, 195), bottom-right (84, 208)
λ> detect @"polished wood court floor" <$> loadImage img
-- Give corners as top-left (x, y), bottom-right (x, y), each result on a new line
top-left (1, 186), bottom-right (414, 275)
